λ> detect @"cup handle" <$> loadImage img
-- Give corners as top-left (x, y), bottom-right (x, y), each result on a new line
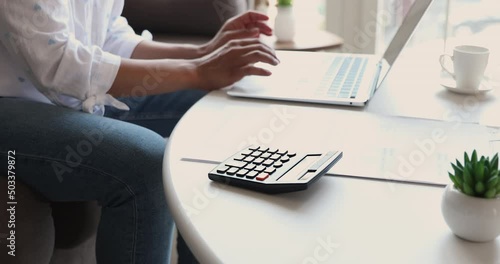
top-left (439, 54), bottom-right (455, 78)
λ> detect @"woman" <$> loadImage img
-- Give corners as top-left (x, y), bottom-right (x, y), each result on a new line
top-left (0, 0), bottom-right (278, 263)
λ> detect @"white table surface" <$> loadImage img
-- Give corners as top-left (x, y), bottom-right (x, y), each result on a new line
top-left (163, 50), bottom-right (500, 264)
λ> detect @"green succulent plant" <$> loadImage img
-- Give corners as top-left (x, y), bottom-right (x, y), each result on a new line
top-left (449, 150), bottom-right (500, 199)
top-left (277, 0), bottom-right (293, 6)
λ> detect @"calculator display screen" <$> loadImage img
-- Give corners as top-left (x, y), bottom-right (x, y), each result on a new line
top-left (277, 155), bottom-right (320, 182)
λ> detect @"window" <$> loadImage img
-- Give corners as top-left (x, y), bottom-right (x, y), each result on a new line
top-left (325, 0), bottom-right (499, 78)
top-left (380, 0), bottom-right (500, 49)
top-left (379, 0), bottom-right (500, 77)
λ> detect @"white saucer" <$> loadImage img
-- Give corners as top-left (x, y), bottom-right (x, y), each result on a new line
top-left (440, 76), bottom-right (493, 95)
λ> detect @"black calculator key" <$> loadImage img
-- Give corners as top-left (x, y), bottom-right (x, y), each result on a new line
top-left (241, 150), bottom-right (253, 156)
top-left (233, 155), bottom-right (245, 161)
top-left (251, 151), bottom-right (263, 157)
top-left (246, 171), bottom-right (259, 179)
top-left (255, 165), bottom-right (266, 172)
top-left (270, 154), bottom-right (281, 160)
top-left (264, 167), bottom-right (276, 174)
top-left (287, 152), bottom-right (297, 157)
top-left (273, 161), bottom-right (283, 168)
top-left (263, 159), bottom-right (274, 167)
top-left (226, 167), bottom-right (239, 175)
top-left (267, 148), bottom-right (279, 154)
top-left (256, 173), bottom-right (270, 181)
top-left (217, 166), bottom-right (230, 174)
top-left (236, 169), bottom-right (249, 177)
top-left (253, 158), bottom-right (265, 165)
top-left (226, 160), bottom-right (247, 168)
top-left (281, 156), bottom-right (290, 163)
top-left (277, 150), bottom-right (288, 155)
top-left (245, 164), bottom-right (256, 170)
top-left (261, 152), bottom-right (271, 159)
top-left (243, 156), bottom-right (255, 163)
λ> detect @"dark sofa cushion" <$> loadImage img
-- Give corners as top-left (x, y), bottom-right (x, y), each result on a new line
top-left (123, 0), bottom-right (247, 36)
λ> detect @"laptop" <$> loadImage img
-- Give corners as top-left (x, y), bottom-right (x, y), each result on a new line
top-left (228, 0), bottom-right (434, 106)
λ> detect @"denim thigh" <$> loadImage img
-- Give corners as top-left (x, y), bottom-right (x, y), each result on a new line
top-left (0, 98), bottom-right (173, 264)
top-left (104, 90), bottom-right (208, 138)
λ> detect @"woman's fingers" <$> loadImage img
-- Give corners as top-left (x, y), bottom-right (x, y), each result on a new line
top-left (220, 29), bottom-right (260, 44)
top-left (246, 11), bottom-right (270, 22)
top-left (225, 39), bottom-right (278, 60)
top-left (234, 49), bottom-right (279, 66)
top-left (228, 38), bottom-right (263, 47)
top-left (239, 65), bottom-right (272, 77)
top-left (232, 11), bottom-right (269, 25)
top-left (246, 22), bottom-right (273, 36)
top-left (229, 42), bottom-right (278, 61)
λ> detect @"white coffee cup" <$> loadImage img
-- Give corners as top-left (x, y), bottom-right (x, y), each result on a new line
top-left (439, 45), bottom-right (489, 90)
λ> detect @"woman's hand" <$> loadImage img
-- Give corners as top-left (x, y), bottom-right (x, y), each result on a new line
top-left (194, 38), bottom-right (279, 91)
top-left (201, 11), bottom-right (273, 56)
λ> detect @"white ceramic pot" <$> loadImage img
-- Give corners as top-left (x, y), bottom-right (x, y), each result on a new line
top-left (441, 184), bottom-right (500, 242)
top-left (274, 6), bottom-right (295, 42)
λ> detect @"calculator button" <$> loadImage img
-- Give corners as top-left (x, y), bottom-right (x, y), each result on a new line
top-left (236, 169), bottom-right (249, 177)
top-left (259, 147), bottom-right (269, 152)
top-left (261, 153), bottom-right (271, 159)
top-left (246, 171), bottom-right (259, 179)
top-left (255, 165), bottom-right (266, 172)
top-left (273, 161), bottom-right (283, 168)
top-left (233, 155), bottom-right (245, 161)
top-left (264, 167), bottom-right (276, 174)
top-left (226, 160), bottom-right (247, 168)
top-left (217, 166), bottom-right (230, 174)
top-left (243, 156), bottom-right (255, 163)
top-left (249, 146), bottom-right (260, 151)
top-left (287, 152), bottom-right (297, 157)
top-left (281, 156), bottom-right (290, 163)
top-left (270, 154), bottom-right (281, 160)
top-left (253, 158), bottom-right (265, 165)
top-left (256, 173), bottom-right (269, 181)
top-left (241, 150), bottom-right (253, 156)
top-left (245, 164), bottom-right (256, 170)
top-left (251, 151), bottom-right (263, 157)
top-left (277, 150), bottom-right (288, 155)
top-left (267, 148), bottom-right (279, 154)
top-left (226, 167), bottom-right (239, 175)
top-left (263, 159), bottom-right (274, 167)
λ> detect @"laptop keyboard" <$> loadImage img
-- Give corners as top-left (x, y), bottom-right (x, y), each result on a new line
top-left (318, 56), bottom-right (369, 99)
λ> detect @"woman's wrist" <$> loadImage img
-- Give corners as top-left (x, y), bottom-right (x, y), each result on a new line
top-left (185, 59), bottom-right (202, 90)
top-left (155, 59), bottom-right (202, 91)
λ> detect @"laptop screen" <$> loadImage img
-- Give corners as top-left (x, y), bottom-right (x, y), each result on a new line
top-left (382, 0), bottom-right (435, 66)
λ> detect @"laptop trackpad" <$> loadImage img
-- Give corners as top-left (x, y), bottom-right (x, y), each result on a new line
top-left (230, 52), bottom-right (334, 96)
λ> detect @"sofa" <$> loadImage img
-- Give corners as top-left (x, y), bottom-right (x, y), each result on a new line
top-left (0, 177), bottom-right (100, 264)
top-left (123, 0), bottom-right (248, 45)
top-left (0, 1), bottom-right (247, 263)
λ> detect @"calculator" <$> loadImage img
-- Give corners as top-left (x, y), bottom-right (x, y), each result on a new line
top-left (208, 146), bottom-right (343, 194)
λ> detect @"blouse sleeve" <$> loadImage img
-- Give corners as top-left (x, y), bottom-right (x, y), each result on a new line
top-left (103, 14), bottom-right (145, 59)
top-left (0, 0), bottom-right (129, 114)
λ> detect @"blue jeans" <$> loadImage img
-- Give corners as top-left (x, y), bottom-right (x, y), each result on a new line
top-left (0, 90), bottom-right (206, 264)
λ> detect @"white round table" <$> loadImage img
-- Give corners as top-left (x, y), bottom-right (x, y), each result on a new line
top-left (163, 90), bottom-right (500, 264)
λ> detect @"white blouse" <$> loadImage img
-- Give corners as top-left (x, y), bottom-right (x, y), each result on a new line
top-left (0, 0), bottom-right (145, 114)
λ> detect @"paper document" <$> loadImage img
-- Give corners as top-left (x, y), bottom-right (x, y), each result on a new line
top-left (179, 103), bottom-right (497, 187)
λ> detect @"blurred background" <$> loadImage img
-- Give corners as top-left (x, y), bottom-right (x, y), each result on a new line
top-left (259, 0), bottom-right (500, 81)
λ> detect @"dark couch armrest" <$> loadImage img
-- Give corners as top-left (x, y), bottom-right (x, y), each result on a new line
top-left (123, 0), bottom-right (248, 36)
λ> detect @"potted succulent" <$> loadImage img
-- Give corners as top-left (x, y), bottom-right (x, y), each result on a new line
top-left (274, 0), bottom-right (295, 42)
top-left (441, 150), bottom-right (500, 242)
